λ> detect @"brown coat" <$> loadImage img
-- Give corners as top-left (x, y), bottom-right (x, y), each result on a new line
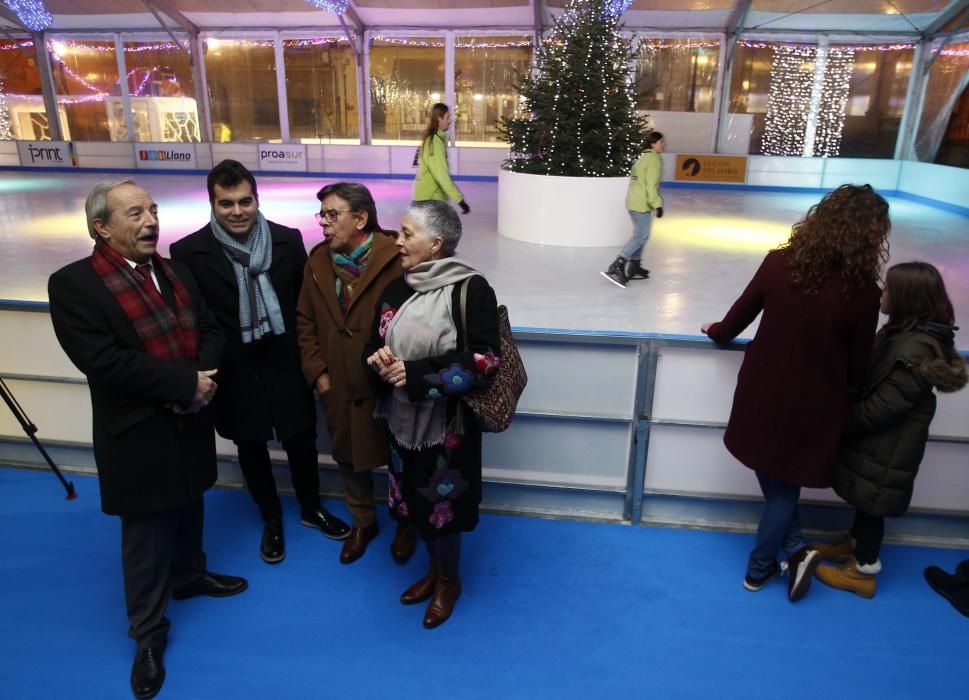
top-left (297, 232), bottom-right (402, 471)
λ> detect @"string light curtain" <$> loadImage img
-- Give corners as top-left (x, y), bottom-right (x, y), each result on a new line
top-left (2, 0), bottom-right (52, 32)
top-left (761, 45), bottom-right (855, 157)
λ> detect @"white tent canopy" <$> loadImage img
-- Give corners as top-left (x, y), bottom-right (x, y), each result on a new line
top-left (1, 1), bottom-right (967, 37)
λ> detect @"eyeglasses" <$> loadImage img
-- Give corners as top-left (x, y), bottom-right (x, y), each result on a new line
top-left (315, 209), bottom-right (354, 224)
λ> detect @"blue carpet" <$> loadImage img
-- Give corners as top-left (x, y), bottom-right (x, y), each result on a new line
top-left (0, 467), bottom-right (966, 699)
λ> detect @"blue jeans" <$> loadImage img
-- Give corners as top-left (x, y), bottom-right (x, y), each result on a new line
top-left (620, 210), bottom-right (653, 260)
top-left (747, 472), bottom-right (809, 579)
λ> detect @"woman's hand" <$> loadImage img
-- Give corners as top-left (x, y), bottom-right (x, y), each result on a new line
top-left (367, 347), bottom-right (407, 387)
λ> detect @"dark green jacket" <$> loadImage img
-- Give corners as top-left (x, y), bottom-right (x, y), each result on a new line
top-left (833, 326), bottom-right (967, 517)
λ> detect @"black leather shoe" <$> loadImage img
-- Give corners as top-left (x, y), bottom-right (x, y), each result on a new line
top-left (300, 508), bottom-right (351, 540)
top-left (260, 518), bottom-right (285, 564)
top-left (131, 645), bottom-right (165, 699)
top-left (340, 524), bottom-right (379, 564)
top-left (171, 572), bottom-right (248, 600)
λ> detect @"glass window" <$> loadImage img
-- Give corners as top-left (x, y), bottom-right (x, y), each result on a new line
top-left (936, 78), bottom-right (969, 169)
top-left (283, 37), bottom-right (359, 143)
top-left (120, 37), bottom-right (199, 143)
top-left (725, 44), bottom-right (776, 154)
top-left (917, 41), bottom-right (969, 165)
top-left (634, 38), bottom-right (721, 113)
top-left (370, 36), bottom-right (444, 144)
top-left (454, 35), bottom-right (532, 146)
top-left (839, 46), bottom-right (914, 158)
top-left (204, 37), bottom-right (280, 142)
top-left (0, 37), bottom-right (47, 140)
top-left (48, 38), bottom-right (121, 141)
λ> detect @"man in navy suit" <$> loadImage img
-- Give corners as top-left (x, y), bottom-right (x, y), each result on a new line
top-left (170, 160), bottom-right (349, 565)
top-left (48, 179), bottom-right (247, 699)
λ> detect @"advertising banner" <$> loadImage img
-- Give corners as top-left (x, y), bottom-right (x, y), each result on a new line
top-left (135, 143), bottom-right (197, 170)
top-left (258, 144), bottom-right (308, 172)
top-left (674, 154), bottom-right (747, 184)
top-left (18, 141), bottom-right (78, 168)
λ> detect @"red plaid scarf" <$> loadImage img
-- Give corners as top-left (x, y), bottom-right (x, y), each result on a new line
top-left (91, 242), bottom-right (199, 361)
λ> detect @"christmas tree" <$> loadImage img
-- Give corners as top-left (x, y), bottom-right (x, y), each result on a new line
top-left (500, 0), bottom-right (648, 177)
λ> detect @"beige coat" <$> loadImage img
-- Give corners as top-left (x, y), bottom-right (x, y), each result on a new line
top-left (297, 232), bottom-right (402, 471)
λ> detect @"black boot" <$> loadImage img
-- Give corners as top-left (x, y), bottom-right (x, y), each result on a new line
top-left (260, 517), bottom-right (285, 564)
top-left (924, 565), bottom-right (969, 618)
top-left (600, 256), bottom-right (628, 288)
top-left (625, 259), bottom-right (650, 280)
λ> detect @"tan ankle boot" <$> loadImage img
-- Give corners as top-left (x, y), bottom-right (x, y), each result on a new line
top-left (423, 575), bottom-right (462, 629)
top-left (400, 568), bottom-right (438, 605)
top-left (809, 533), bottom-right (855, 562)
top-left (816, 557), bottom-right (877, 598)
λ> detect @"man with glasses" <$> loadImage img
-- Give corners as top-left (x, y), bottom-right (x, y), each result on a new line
top-left (297, 182), bottom-right (415, 565)
top-left (170, 160), bottom-right (350, 566)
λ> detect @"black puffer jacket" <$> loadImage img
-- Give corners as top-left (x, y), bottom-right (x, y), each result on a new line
top-left (833, 323), bottom-right (967, 517)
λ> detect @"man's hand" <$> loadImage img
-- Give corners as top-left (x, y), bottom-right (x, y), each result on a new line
top-left (194, 369), bottom-right (218, 407)
top-left (315, 372), bottom-right (331, 396)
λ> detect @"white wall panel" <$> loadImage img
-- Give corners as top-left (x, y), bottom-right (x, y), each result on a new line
top-left (516, 340), bottom-right (638, 418)
top-left (0, 311), bottom-right (82, 379)
top-left (652, 346), bottom-right (741, 423)
top-left (0, 379), bottom-right (92, 444)
top-left (75, 141), bottom-right (134, 169)
top-left (455, 146), bottom-right (506, 177)
top-left (323, 144), bottom-right (389, 174)
top-left (898, 160), bottom-right (969, 210)
top-left (821, 158), bottom-right (901, 192)
top-left (210, 143), bottom-right (258, 169)
top-left (389, 145), bottom-right (418, 176)
top-left (483, 416), bottom-right (631, 489)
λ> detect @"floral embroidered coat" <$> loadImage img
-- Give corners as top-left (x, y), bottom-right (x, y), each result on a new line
top-left (365, 273), bottom-right (500, 537)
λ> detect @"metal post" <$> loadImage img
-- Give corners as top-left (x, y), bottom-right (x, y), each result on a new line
top-left (711, 34), bottom-right (728, 152)
top-left (624, 339), bottom-right (659, 524)
top-left (274, 31), bottom-right (290, 143)
top-left (445, 31), bottom-right (456, 146)
top-left (114, 34), bottom-right (137, 143)
top-left (32, 32), bottom-right (63, 141)
top-left (192, 33), bottom-right (214, 143)
top-left (362, 31), bottom-right (373, 144)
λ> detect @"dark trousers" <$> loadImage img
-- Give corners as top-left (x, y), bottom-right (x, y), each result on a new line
top-left (851, 510), bottom-right (885, 566)
top-left (236, 428), bottom-right (320, 521)
top-left (337, 461), bottom-right (376, 528)
top-left (120, 498), bottom-right (207, 650)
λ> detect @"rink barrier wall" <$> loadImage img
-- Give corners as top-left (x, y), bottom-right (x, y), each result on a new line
top-left (2, 303), bottom-right (967, 547)
top-left (1, 144), bottom-right (966, 216)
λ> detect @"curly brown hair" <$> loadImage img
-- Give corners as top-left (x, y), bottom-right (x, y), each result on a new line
top-left (779, 184), bottom-right (890, 295)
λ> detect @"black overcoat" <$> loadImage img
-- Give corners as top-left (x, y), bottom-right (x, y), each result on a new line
top-left (169, 221), bottom-right (316, 443)
top-left (48, 256), bottom-right (223, 516)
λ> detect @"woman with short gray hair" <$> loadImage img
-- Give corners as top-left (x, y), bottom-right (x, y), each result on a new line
top-left (365, 199), bottom-right (500, 629)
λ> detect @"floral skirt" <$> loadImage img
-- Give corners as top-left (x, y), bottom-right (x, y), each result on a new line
top-left (387, 425), bottom-right (482, 540)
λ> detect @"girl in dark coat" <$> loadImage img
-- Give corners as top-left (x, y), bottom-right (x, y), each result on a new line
top-left (814, 262), bottom-right (967, 598)
top-left (703, 184), bottom-right (890, 602)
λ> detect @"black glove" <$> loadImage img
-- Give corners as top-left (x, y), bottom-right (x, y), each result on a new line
top-left (458, 200), bottom-right (470, 215)
top-left (654, 207), bottom-right (663, 218)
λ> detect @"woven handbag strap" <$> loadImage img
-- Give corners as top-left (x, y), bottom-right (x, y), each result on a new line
top-left (459, 276), bottom-right (471, 352)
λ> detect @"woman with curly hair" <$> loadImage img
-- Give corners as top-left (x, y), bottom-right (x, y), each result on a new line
top-left (701, 184), bottom-right (891, 603)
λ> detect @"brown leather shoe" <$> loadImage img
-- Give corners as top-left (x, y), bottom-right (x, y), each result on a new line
top-left (390, 524), bottom-right (417, 564)
top-left (400, 568), bottom-right (438, 605)
top-left (339, 524), bottom-right (379, 564)
top-left (423, 575), bottom-right (461, 629)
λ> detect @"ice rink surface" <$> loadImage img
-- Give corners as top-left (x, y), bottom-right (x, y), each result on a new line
top-left (1, 171), bottom-right (966, 347)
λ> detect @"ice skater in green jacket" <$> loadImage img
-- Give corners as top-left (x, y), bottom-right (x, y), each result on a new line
top-left (601, 131), bottom-right (665, 288)
top-left (413, 103), bottom-right (470, 214)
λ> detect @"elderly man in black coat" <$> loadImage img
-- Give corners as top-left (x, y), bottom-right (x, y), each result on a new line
top-left (48, 179), bottom-right (247, 699)
top-left (170, 160), bottom-right (349, 564)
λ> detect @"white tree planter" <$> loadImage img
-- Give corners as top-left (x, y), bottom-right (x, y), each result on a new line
top-left (497, 168), bottom-right (631, 247)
